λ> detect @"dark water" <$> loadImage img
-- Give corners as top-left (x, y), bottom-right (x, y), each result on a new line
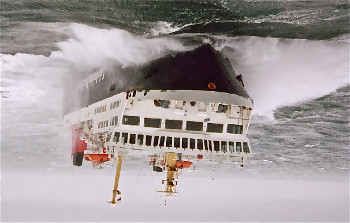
top-left (1, 0), bottom-right (349, 179)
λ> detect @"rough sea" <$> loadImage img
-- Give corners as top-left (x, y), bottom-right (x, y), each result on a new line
top-left (1, 0), bottom-right (349, 222)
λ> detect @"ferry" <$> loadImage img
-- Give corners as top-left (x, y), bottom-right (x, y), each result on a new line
top-left (63, 44), bottom-right (254, 203)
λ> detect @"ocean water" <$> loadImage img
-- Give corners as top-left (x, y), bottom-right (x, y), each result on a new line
top-left (1, 0), bottom-right (349, 221)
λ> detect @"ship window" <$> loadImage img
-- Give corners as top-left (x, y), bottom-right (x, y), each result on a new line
top-left (154, 100), bottom-right (170, 108)
top-left (227, 124), bottom-right (243, 134)
top-left (159, 136), bottom-right (165, 147)
top-left (204, 140), bottom-right (208, 151)
top-left (110, 101), bottom-right (120, 110)
top-left (186, 121), bottom-right (203, 131)
top-left (122, 133), bottom-right (128, 144)
top-left (137, 134), bottom-right (144, 145)
top-left (145, 135), bottom-right (152, 146)
top-left (174, 137), bottom-right (180, 148)
top-left (153, 136), bottom-right (159, 147)
top-left (122, 115), bottom-right (140, 126)
top-left (144, 118), bottom-right (161, 128)
top-left (182, 138), bottom-right (188, 149)
top-left (197, 139), bottom-right (203, 150)
top-left (207, 123), bottom-right (223, 133)
top-left (166, 137), bottom-right (173, 147)
top-left (214, 141), bottom-right (220, 152)
top-left (110, 84), bottom-right (116, 92)
top-left (229, 142), bottom-right (234, 153)
top-left (113, 132), bottom-right (120, 143)
top-left (236, 142), bottom-right (242, 153)
top-left (243, 142), bottom-right (250, 153)
top-left (129, 134), bottom-right (136, 144)
top-left (165, 119), bottom-right (183, 130)
top-left (221, 141), bottom-right (227, 153)
top-left (111, 116), bottom-right (118, 126)
top-left (190, 138), bottom-right (195, 150)
top-left (216, 104), bottom-right (228, 113)
top-left (208, 140), bottom-right (213, 152)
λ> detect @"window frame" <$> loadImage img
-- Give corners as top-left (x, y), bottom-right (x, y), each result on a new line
top-left (122, 115), bottom-right (140, 126)
top-left (186, 121), bottom-right (203, 131)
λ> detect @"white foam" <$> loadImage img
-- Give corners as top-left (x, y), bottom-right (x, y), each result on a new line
top-left (147, 21), bottom-right (183, 37)
top-left (1, 23), bottom-right (187, 104)
top-left (51, 23), bottom-right (186, 70)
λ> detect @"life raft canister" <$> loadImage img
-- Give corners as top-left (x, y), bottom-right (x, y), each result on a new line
top-left (84, 154), bottom-right (110, 163)
top-left (175, 160), bottom-right (192, 169)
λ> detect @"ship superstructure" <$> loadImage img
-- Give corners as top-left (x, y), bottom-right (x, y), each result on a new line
top-left (63, 44), bottom-right (254, 203)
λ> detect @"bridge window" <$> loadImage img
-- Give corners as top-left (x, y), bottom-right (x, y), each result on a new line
top-left (204, 140), bottom-right (208, 151)
top-left (190, 138), bottom-right (195, 150)
top-left (174, 137), bottom-right (180, 148)
top-left (186, 121), bottom-right (203, 131)
top-left (129, 134), bottom-right (136, 144)
top-left (229, 142), bottom-right (234, 153)
top-left (153, 136), bottom-right (159, 147)
top-left (197, 139), bottom-right (203, 150)
top-left (207, 123), bottom-right (223, 133)
top-left (243, 142), bottom-right (250, 153)
top-left (182, 138), bottom-right (188, 149)
top-left (159, 136), bottom-right (165, 147)
top-left (144, 118), bottom-right (161, 128)
top-left (137, 134), bottom-right (144, 145)
top-left (227, 124), bottom-right (243, 134)
top-left (236, 142), bottom-right (242, 153)
top-left (165, 119), bottom-right (183, 130)
top-left (145, 135), bottom-right (152, 146)
top-left (166, 137), bottom-right (173, 147)
top-left (213, 141), bottom-right (220, 152)
top-left (113, 132), bottom-right (120, 143)
top-left (122, 133), bottom-right (128, 144)
top-left (221, 141), bottom-right (227, 153)
top-left (208, 140), bottom-right (213, 152)
top-left (122, 115), bottom-right (140, 126)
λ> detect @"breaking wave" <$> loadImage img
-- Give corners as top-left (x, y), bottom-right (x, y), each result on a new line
top-left (212, 36), bottom-right (349, 116)
top-left (2, 23), bottom-right (349, 117)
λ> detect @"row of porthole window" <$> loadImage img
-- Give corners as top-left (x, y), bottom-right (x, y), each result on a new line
top-left (95, 105), bottom-right (107, 115)
top-left (112, 132), bottom-right (250, 153)
top-left (98, 120), bottom-right (109, 129)
top-left (94, 100), bottom-right (120, 116)
top-left (110, 100), bottom-right (121, 110)
top-left (122, 115), bottom-right (243, 134)
top-left (98, 116), bottom-right (118, 129)
top-left (110, 116), bottom-right (118, 126)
